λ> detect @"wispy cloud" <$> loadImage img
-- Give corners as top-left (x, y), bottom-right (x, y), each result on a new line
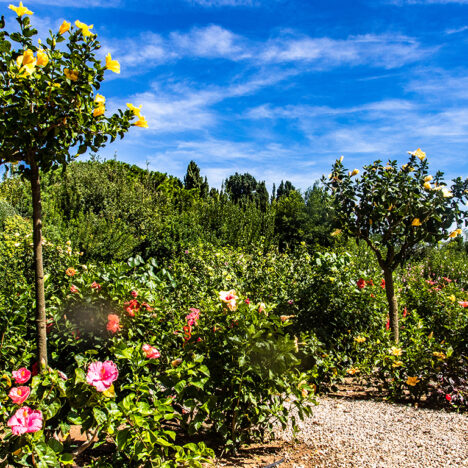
top-left (111, 26), bottom-right (434, 73)
top-left (385, 0), bottom-right (468, 4)
top-left (0, 0), bottom-right (121, 7)
top-left (445, 25), bottom-right (468, 34)
top-left (186, 0), bottom-right (261, 6)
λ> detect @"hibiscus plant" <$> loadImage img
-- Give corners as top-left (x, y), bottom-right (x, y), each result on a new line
top-left (0, 3), bottom-right (147, 369)
top-left (324, 149), bottom-right (468, 342)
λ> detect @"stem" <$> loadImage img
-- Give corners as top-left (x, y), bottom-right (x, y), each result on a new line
top-left (72, 426), bottom-right (100, 456)
top-left (383, 267), bottom-right (399, 343)
top-left (30, 158), bottom-right (48, 370)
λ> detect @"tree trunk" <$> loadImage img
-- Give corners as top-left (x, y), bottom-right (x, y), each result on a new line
top-left (383, 267), bottom-right (399, 343)
top-left (30, 159), bottom-right (48, 370)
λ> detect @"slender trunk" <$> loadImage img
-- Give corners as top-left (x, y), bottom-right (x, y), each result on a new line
top-left (383, 267), bottom-right (399, 343)
top-left (30, 159), bottom-right (48, 370)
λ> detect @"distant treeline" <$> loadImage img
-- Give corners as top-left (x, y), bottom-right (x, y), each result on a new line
top-left (0, 158), bottom-right (335, 262)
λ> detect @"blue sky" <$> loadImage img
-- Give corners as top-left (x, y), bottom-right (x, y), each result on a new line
top-left (4, 0), bottom-right (468, 190)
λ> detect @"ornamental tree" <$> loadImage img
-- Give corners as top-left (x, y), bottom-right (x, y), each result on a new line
top-left (0, 3), bottom-right (147, 369)
top-left (324, 149), bottom-right (468, 342)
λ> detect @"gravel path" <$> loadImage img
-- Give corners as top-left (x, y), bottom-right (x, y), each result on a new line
top-left (278, 397), bottom-right (468, 467)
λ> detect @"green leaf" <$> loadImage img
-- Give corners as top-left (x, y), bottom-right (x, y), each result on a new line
top-left (47, 438), bottom-right (63, 454)
top-left (116, 428), bottom-right (131, 450)
top-left (93, 407), bottom-right (106, 425)
top-left (60, 453), bottom-right (74, 465)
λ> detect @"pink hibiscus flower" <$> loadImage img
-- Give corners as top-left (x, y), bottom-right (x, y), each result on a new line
top-left (142, 344), bottom-right (161, 359)
top-left (12, 368), bottom-right (31, 384)
top-left (8, 386), bottom-right (31, 405)
top-left (7, 407), bottom-right (43, 435)
top-left (86, 361), bottom-right (118, 392)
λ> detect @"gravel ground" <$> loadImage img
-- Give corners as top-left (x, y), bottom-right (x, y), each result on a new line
top-left (277, 396), bottom-right (468, 468)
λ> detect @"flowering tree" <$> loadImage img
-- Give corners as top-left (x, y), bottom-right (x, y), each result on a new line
top-left (324, 149), bottom-right (468, 342)
top-left (0, 3), bottom-right (147, 369)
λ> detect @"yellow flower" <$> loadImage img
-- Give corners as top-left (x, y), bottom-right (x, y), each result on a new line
top-left (408, 148), bottom-right (426, 160)
top-left (448, 294), bottom-right (456, 302)
top-left (392, 361), bottom-right (404, 368)
top-left (441, 188), bottom-right (453, 198)
top-left (424, 175), bottom-right (433, 182)
top-left (423, 181), bottom-right (432, 190)
top-left (59, 20), bottom-right (71, 35)
top-left (384, 165), bottom-right (392, 170)
top-left (406, 376), bottom-right (420, 386)
top-left (94, 94), bottom-right (106, 104)
top-left (133, 117), bottom-right (148, 128)
top-left (64, 68), bottom-right (79, 81)
top-left (36, 50), bottom-right (48, 67)
top-left (93, 104), bottom-right (105, 117)
top-left (8, 2), bottom-right (33, 16)
top-left (349, 169), bottom-right (359, 177)
top-left (75, 20), bottom-right (94, 37)
top-left (448, 229), bottom-right (462, 239)
top-left (347, 367), bottom-right (360, 375)
top-left (20, 49), bottom-right (35, 66)
top-left (354, 336), bottom-right (366, 343)
top-left (330, 229), bottom-right (342, 237)
top-left (102, 383), bottom-right (116, 398)
top-left (16, 50), bottom-right (36, 76)
top-left (127, 103), bottom-right (142, 117)
top-left (171, 358), bottom-right (182, 368)
top-left (105, 53), bottom-right (120, 73)
top-left (339, 155), bottom-right (344, 163)
top-left (390, 347), bottom-right (402, 356)
top-left (432, 351), bottom-right (446, 360)
top-left (411, 218), bottom-right (422, 226)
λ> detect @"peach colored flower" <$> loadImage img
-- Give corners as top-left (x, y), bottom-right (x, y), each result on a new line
top-left (8, 386), bottom-right (30, 405)
top-left (65, 267), bottom-right (76, 277)
top-left (106, 314), bottom-right (120, 333)
top-left (142, 344), bottom-right (160, 359)
top-left (12, 368), bottom-right (31, 384)
top-left (86, 361), bottom-right (118, 392)
top-left (8, 407), bottom-right (42, 435)
top-left (91, 281), bottom-right (101, 290)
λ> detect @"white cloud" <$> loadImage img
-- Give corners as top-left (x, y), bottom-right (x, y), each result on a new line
top-left (186, 0), bottom-right (260, 6)
top-left (0, 0), bottom-right (121, 6)
top-left (445, 25), bottom-right (468, 34)
top-left (110, 26), bottom-right (432, 72)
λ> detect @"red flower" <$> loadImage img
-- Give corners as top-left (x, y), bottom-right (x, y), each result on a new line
top-left (125, 306), bottom-right (135, 317)
top-left (131, 290), bottom-right (138, 298)
top-left (458, 301), bottom-right (468, 308)
top-left (357, 278), bottom-right (366, 290)
top-left (381, 279), bottom-right (386, 289)
top-left (442, 277), bottom-right (452, 283)
top-left (70, 284), bottom-right (79, 294)
top-left (91, 281), bottom-right (102, 290)
top-left (245, 298), bottom-right (250, 304)
top-left (403, 307), bottom-right (408, 317)
top-left (385, 319), bottom-right (390, 330)
top-left (106, 314), bottom-right (120, 333)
